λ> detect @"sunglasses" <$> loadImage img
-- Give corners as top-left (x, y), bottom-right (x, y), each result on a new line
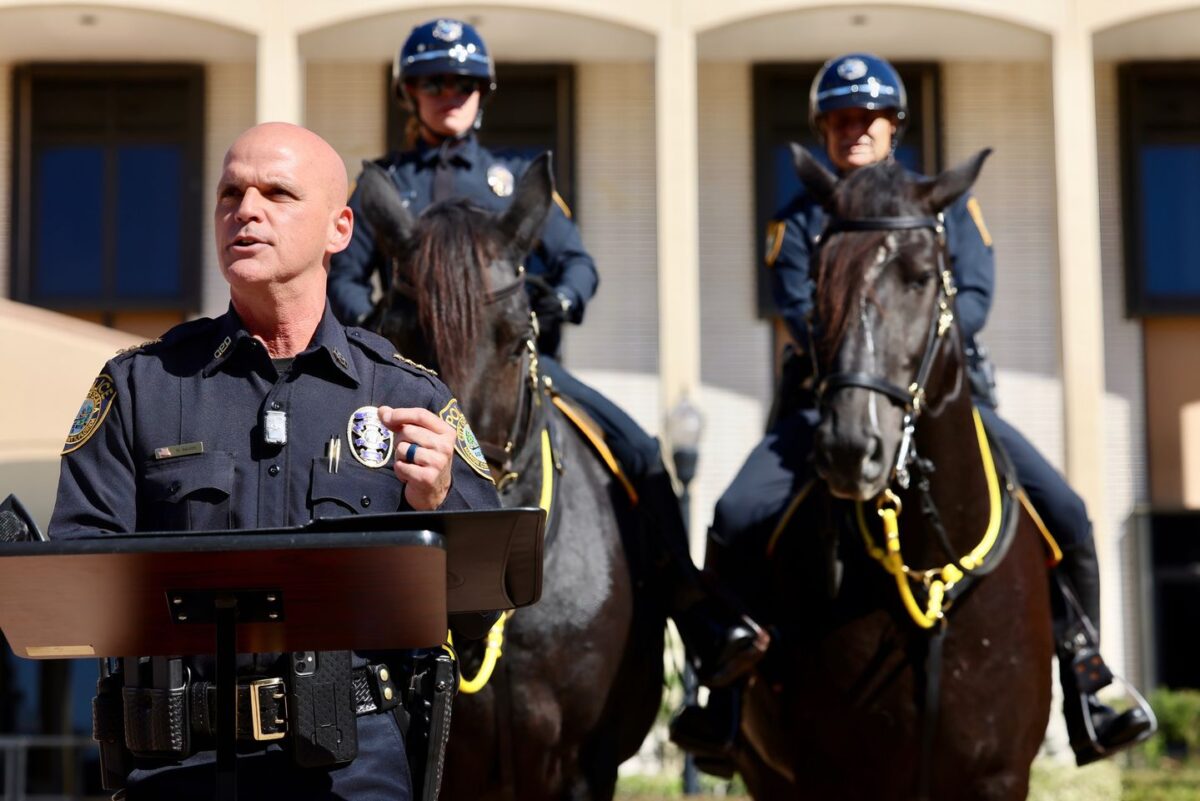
top-left (410, 75), bottom-right (483, 98)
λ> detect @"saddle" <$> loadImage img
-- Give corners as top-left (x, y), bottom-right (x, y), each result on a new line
top-left (547, 392), bottom-right (638, 506)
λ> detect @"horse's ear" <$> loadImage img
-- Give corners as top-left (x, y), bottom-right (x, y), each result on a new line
top-left (500, 152), bottom-right (554, 258)
top-left (356, 160), bottom-right (415, 255)
top-left (918, 148), bottom-right (992, 212)
top-left (791, 142), bottom-right (837, 208)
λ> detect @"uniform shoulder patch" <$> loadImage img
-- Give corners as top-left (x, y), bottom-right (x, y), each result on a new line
top-left (765, 220), bottom-right (787, 268)
top-left (439, 398), bottom-right (493, 482)
top-left (62, 374), bottom-right (117, 454)
top-left (965, 197), bottom-right (993, 248)
top-left (393, 353), bottom-right (438, 376)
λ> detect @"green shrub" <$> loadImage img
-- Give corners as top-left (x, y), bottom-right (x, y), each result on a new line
top-left (1139, 688), bottom-right (1200, 765)
top-left (1029, 757), bottom-right (1119, 801)
top-left (1122, 767), bottom-right (1200, 801)
top-left (616, 771), bottom-right (747, 799)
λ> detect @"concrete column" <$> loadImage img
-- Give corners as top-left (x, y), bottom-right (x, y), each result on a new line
top-left (1051, 15), bottom-right (1106, 533)
top-left (255, 12), bottom-right (302, 124)
top-left (654, 23), bottom-right (701, 419)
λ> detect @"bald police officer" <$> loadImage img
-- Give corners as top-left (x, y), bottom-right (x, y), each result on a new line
top-left (51, 123), bottom-right (500, 800)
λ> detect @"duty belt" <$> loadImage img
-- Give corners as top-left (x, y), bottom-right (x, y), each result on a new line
top-left (189, 664), bottom-right (399, 742)
top-left (108, 663), bottom-right (399, 755)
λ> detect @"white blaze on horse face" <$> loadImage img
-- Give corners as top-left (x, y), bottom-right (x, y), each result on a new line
top-left (857, 240), bottom-right (892, 439)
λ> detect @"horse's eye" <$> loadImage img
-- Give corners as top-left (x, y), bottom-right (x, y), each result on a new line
top-left (907, 272), bottom-right (934, 291)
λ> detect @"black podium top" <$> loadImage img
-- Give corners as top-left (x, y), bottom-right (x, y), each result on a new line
top-left (0, 508), bottom-right (543, 659)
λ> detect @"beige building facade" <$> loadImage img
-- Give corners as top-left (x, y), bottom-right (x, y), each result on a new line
top-left (2, 0), bottom-right (1200, 693)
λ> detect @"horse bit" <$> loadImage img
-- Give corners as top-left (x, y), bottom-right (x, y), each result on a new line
top-left (815, 212), bottom-right (957, 491)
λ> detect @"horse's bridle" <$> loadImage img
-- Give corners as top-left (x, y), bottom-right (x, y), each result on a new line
top-left (815, 213), bottom-right (957, 489)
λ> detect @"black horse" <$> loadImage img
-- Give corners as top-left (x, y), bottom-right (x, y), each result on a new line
top-left (711, 146), bottom-right (1054, 800)
top-left (355, 154), bottom-right (664, 801)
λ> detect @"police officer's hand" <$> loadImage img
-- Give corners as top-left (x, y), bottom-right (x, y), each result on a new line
top-left (530, 289), bottom-right (570, 326)
top-left (378, 406), bottom-right (456, 510)
top-left (526, 274), bottom-right (574, 326)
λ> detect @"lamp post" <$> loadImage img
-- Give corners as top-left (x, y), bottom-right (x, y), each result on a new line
top-left (666, 397), bottom-right (703, 796)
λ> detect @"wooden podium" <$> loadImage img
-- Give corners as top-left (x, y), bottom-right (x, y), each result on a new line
top-left (0, 508), bottom-right (544, 800)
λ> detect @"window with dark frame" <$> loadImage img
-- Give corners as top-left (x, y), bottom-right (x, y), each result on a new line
top-left (10, 65), bottom-right (204, 326)
top-left (1120, 62), bottom-right (1200, 316)
top-left (385, 63), bottom-right (577, 212)
top-left (752, 62), bottom-right (942, 318)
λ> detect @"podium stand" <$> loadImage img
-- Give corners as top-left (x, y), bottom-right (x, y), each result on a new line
top-left (0, 508), bottom-right (543, 800)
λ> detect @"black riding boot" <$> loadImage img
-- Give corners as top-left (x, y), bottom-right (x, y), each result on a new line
top-left (669, 686), bottom-right (740, 777)
top-left (639, 469), bottom-right (768, 689)
top-left (1055, 540), bottom-right (1154, 766)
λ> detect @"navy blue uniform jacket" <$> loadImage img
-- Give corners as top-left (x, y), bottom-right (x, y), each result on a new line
top-left (328, 133), bottom-right (598, 326)
top-left (51, 303), bottom-right (499, 536)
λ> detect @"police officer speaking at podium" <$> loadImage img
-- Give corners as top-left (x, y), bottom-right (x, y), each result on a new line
top-left (49, 122), bottom-right (500, 800)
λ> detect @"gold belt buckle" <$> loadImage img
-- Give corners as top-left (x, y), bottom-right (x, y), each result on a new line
top-left (249, 677), bottom-right (287, 741)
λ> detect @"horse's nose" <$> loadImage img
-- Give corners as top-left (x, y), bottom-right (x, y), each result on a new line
top-left (860, 434), bottom-right (885, 483)
top-left (815, 420), bottom-right (889, 499)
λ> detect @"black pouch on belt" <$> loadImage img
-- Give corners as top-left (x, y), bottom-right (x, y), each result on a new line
top-left (122, 656), bottom-right (190, 759)
top-left (93, 659), bottom-right (131, 790)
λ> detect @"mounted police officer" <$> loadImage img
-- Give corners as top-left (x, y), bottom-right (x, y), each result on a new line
top-left (674, 53), bottom-right (1152, 767)
top-left (328, 17), bottom-right (592, 358)
top-left (51, 123), bottom-right (501, 800)
top-left (329, 19), bottom-right (769, 691)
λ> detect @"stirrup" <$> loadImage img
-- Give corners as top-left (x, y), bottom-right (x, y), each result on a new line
top-left (695, 615), bottom-right (769, 689)
top-left (1072, 674), bottom-right (1157, 765)
top-left (669, 688), bottom-right (742, 759)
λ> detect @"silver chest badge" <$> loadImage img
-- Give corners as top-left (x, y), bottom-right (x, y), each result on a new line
top-left (487, 164), bottom-right (514, 197)
top-left (348, 406), bottom-right (394, 468)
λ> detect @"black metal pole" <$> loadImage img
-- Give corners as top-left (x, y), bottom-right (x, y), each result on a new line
top-left (215, 596), bottom-right (238, 801)
top-left (673, 450), bottom-right (701, 797)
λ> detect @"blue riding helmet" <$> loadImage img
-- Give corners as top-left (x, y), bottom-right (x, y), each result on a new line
top-left (392, 18), bottom-right (497, 103)
top-left (809, 53), bottom-right (907, 142)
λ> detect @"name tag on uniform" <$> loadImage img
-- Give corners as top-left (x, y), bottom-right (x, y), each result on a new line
top-left (154, 442), bottom-right (205, 460)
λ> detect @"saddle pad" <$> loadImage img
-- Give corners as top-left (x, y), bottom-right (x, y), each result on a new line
top-left (549, 394), bottom-right (638, 505)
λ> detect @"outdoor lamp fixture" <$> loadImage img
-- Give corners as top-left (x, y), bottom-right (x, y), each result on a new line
top-left (666, 396), bottom-right (703, 491)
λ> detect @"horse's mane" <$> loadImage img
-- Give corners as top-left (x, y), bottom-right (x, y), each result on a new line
top-left (406, 198), bottom-right (497, 389)
top-left (815, 159), bottom-right (920, 364)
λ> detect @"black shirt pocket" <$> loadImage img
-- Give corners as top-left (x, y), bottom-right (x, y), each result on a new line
top-left (309, 460), bottom-right (408, 519)
top-left (141, 452), bottom-right (235, 531)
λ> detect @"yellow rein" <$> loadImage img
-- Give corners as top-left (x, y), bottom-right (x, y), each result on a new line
top-left (855, 407), bottom-right (1002, 629)
top-left (453, 427), bottom-right (554, 693)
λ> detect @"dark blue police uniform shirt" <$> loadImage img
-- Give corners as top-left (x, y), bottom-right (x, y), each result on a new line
top-left (48, 302), bottom-right (499, 797)
top-left (51, 301), bottom-right (499, 537)
top-left (329, 132), bottom-right (598, 325)
top-left (769, 183), bottom-right (994, 350)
